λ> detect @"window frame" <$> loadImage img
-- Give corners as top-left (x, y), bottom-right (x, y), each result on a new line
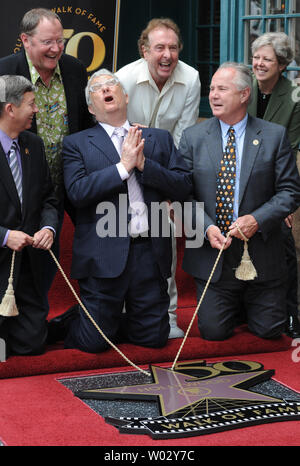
top-left (241, 0), bottom-right (300, 74)
top-left (195, 0), bottom-right (220, 117)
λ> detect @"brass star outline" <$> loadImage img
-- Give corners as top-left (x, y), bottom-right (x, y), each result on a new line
top-left (76, 365), bottom-right (281, 417)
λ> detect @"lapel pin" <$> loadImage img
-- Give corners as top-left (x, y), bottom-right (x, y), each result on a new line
top-left (25, 148), bottom-right (30, 155)
top-left (253, 139), bottom-right (259, 146)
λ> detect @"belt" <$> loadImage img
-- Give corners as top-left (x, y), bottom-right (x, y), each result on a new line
top-left (130, 235), bottom-right (150, 243)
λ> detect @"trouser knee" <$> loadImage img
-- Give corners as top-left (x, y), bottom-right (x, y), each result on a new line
top-left (198, 320), bottom-right (233, 341)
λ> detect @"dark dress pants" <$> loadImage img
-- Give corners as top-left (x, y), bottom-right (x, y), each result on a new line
top-left (195, 238), bottom-right (287, 341)
top-left (65, 238), bottom-right (170, 353)
top-left (0, 248), bottom-right (48, 355)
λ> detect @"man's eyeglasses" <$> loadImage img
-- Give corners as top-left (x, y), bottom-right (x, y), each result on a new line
top-left (37, 38), bottom-right (65, 47)
top-left (90, 78), bottom-right (119, 93)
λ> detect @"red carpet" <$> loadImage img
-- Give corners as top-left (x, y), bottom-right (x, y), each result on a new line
top-left (0, 216), bottom-right (298, 447)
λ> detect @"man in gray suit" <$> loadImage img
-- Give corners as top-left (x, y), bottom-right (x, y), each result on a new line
top-left (179, 62), bottom-right (300, 341)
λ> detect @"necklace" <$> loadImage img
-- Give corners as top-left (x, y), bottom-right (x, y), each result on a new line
top-left (258, 88), bottom-right (271, 100)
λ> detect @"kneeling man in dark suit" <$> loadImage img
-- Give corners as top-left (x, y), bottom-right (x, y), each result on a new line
top-left (180, 62), bottom-right (300, 341)
top-left (52, 69), bottom-right (192, 353)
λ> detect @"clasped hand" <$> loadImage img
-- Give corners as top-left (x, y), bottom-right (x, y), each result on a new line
top-left (207, 214), bottom-right (258, 250)
top-left (120, 126), bottom-right (145, 172)
top-left (6, 228), bottom-right (54, 252)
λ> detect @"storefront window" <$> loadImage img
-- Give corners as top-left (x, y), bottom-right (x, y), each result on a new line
top-left (243, 0), bottom-right (300, 80)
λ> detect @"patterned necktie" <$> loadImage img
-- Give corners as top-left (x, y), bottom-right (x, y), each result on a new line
top-left (216, 127), bottom-right (236, 234)
top-left (8, 141), bottom-right (22, 204)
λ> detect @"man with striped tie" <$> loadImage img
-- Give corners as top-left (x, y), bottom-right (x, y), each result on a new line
top-left (47, 69), bottom-right (192, 353)
top-left (0, 75), bottom-right (59, 357)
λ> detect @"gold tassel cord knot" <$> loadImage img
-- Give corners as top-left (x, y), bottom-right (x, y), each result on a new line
top-left (0, 250), bottom-right (19, 317)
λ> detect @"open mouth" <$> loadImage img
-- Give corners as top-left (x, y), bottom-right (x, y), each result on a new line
top-left (255, 67), bottom-right (268, 73)
top-left (45, 54), bottom-right (58, 60)
top-left (104, 96), bottom-right (114, 102)
top-left (159, 62), bottom-right (171, 69)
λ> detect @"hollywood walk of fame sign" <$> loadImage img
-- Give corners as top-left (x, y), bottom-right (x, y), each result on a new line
top-left (75, 360), bottom-right (300, 439)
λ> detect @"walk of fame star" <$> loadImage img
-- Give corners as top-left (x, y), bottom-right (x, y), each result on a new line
top-left (76, 365), bottom-right (280, 416)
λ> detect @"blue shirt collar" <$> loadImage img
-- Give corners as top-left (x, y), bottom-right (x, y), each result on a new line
top-left (0, 128), bottom-right (19, 155)
top-left (219, 114), bottom-right (248, 139)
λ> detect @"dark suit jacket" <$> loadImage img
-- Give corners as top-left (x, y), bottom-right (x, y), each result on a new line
top-left (0, 50), bottom-right (93, 134)
top-left (62, 124), bottom-right (192, 280)
top-left (248, 75), bottom-right (300, 155)
top-left (0, 131), bottom-right (59, 297)
top-left (179, 115), bottom-right (300, 283)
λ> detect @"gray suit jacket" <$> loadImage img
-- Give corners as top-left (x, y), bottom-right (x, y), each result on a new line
top-left (179, 115), bottom-right (300, 282)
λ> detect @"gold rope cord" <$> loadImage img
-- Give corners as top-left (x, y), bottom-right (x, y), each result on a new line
top-left (171, 233), bottom-right (231, 370)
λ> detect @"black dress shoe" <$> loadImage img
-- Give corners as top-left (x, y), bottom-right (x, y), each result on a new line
top-left (285, 315), bottom-right (300, 338)
top-left (47, 304), bottom-right (80, 344)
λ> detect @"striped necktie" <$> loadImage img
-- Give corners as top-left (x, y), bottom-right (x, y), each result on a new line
top-left (113, 127), bottom-right (144, 211)
top-left (113, 127), bottom-right (148, 234)
top-left (216, 127), bottom-right (236, 234)
top-left (8, 141), bottom-right (22, 204)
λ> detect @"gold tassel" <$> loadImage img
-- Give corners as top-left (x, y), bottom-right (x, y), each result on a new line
top-left (234, 223), bottom-right (258, 281)
top-left (235, 240), bottom-right (257, 281)
top-left (0, 250), bottom-right (19, 317)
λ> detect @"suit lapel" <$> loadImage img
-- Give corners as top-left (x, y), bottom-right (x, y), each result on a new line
top-left (238, 116), bottom-right (262, 206)
top-left (18, 133), bottom-right (31, 217)
top-left (247, 78), bottom-right (258, 116)
top-left (263, 78), bottom-right (286, 121)
top-left (141, 128), bottom-right (155, 158)
top-left (135, 129), bottom-right (155, 187)
top-left (59, 54), bottom-right (79, 134)
top-left (88, 124), bottom-right (121, 165)
top-left (205, 118), bottom-right (223, 176)
top-left (0, 143), bottom-right (21, 211)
